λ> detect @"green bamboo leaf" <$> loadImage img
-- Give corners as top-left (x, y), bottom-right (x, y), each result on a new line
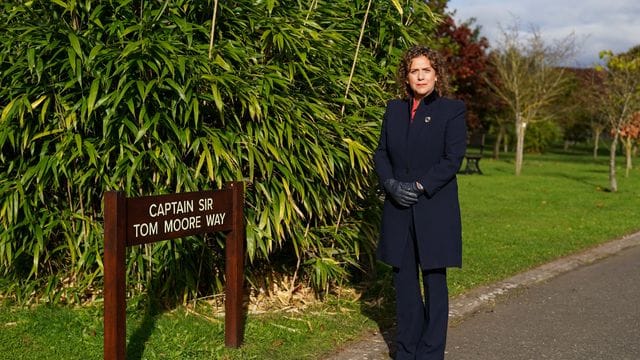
top-left (257, 207), bottom-right (270, 231)
top-left (1, 98), bottom-right (17, 123)
top-left (145, 80), bottom-right (157, 99)
top-left (87, 79), bottom-right (99, 117)
top-left (265, 142), bottom-right (281, 162)
top-left (120, 40), bottom-right (142, 58)
top-left (32, 129), bottom-right (63, 141)
top-left (177, 56), bottom-right (186, 79)
top-left (390, 0), bottom-right (404, 16)
top-left (246, 223), bottom-right (256, 259)
top-left (68, 32), bottom-right (83, 59)
top-left (164, 78), bottom-right (186, 102)
top-left (278, 190), bottom-right (286, 221)
top-left (247, 143), bottom-right (255, 181)
top-left (83, 140), bottom-right (98, 166)
top-left (192, 98), bottom-right (199, 123)
top-left (32, 240), bottom-right (41, 276)
top-left (67, 47), bottom-right (77, 75)
top-left (195, 149), bottom-right (206, 179)
top-left (126, 98), bottom-right (135, 116)
top-left (51, 0), bottom-right (69, 9)
top-left (74, 133), bottom-right (82, 156)
top-left (111, 79), bottom-right (135, 113)
top-left (27, 48), bottom-right (36, 72)
top-left (136, 80), bottom-right (146, 101)
top-left (88, 44), bottom-right (103, 62)
top-left (30, 95), bottom-right (47, 110)
top-left (266, 0), bottom-right (275, 14)
top-left (202, 142), bottom-right (214, 180)
top-left (210, 136), bottom-right (223, 164)
top-left (156, 52), bottom-right (174, 75)
top-left (213, 55), bottom-right (231, 71)
top-left (210, 83), bottom-right (223, 111)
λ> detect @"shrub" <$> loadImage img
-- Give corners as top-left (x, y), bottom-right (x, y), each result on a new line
top-left (525, 121), bottom-right (563, 153)
top-left (0, 0), bottom-right (437, 303)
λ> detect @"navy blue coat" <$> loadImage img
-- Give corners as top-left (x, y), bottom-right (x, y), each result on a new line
top-left (374, 91), bottom-right (466, 270)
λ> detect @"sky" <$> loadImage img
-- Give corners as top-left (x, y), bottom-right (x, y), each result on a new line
top-left (446, 0), bottom-right (640, 67)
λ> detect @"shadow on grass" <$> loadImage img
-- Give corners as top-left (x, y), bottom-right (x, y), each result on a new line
top-left (126, 296), bottom-right (163, 360)
top-left (123, 281), bottom-right (250, 358)
top-left (354, 262), bottom-right (397, 359)
top-left (546, 172), bottom-right (606, 188)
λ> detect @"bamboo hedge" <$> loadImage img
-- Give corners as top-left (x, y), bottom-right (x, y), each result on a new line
top-left (0, 0), bottom-right (438, 304)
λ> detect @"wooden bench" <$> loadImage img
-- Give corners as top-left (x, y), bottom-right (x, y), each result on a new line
top-left (460, 132), bottom-right (485, 175)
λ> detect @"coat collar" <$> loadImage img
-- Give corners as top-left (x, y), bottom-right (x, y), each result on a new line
top-left (408, 90), bottom-right (439, 111)
top-left (406, 91), bottom-right (439, 147)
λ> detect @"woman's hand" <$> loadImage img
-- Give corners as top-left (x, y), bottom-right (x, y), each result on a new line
top-left (383, 179), bottom-right (419, 207)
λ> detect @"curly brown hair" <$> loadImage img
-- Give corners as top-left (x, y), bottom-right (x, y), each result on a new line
top-left (397, 45), bottom-right (451, 98)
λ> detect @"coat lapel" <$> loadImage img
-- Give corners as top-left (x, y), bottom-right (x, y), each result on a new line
top-left (408, 91), bottom-right (439, 147)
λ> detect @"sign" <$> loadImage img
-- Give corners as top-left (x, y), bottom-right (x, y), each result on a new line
top-left (103, 182), bottom-right (245, 360)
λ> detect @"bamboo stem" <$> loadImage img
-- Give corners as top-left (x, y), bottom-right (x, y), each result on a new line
top-left (208, 0), bottom-right (219, 59)
top-left (341, 0), bottom-right (373, 116)
top-left (305, 0), bottom-right (318, 21)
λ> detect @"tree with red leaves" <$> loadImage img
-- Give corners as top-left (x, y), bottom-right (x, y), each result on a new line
top-left (427, 1), bottom-right (497, 131)
top-left (435, 16), bottom-right (491, 129)
top-left (617, 111), bottom-right (640, 177)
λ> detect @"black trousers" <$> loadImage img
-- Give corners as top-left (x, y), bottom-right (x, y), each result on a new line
top-left (393, 225), bottom-right (448, 360)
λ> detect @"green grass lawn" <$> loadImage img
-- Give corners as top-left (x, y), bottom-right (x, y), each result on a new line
top-left (2, 150), bottom-right (639, 359)
top-left (451, 151), bottom-right (640, 295)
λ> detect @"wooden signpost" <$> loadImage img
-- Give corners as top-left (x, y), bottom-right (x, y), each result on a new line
top-left (103, 182), bottom-right (245, 359)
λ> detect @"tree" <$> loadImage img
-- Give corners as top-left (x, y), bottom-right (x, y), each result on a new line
top-left (485, 25), bottom-right (576, 175)
top-left (598, 48), bottom-right (640, 191)
top-left (490, 113), bottom-right (512, 159)
top-left (433, 16), bottom-right (492, 129)
top-left (618, 112), bottom-right (640, 177)
top-left (567, 68), bottom-right (608, 158)
top-left (550, 68), bottom-right (598, 152)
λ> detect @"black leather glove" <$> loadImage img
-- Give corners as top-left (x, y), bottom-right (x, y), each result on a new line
top-left (383, 179), bottom-right (418, 207)
top-left (403, 181), bottom-right (423, 197)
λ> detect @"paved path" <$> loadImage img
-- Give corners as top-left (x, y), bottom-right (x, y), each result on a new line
top-left (447, 240), bottom-right (640, 359)
top-left (326, 231), bottom-right (640, 360)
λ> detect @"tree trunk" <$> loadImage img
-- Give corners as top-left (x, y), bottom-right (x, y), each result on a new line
top-left (625, 136), bottom-right (632, 177)
top-left (609, 132), bottom-right (619, 192)
top-left (515, 116), bottom-right (526, 176)
top-left (493, 124), bottom-right (505, 159)
top-left (593, 129), bottom-right (601, 159)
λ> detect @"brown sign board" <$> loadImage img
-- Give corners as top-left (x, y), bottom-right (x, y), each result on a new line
top-left (126, 190), bottom-right (233, 246)
top-left (104, 182), bottom-right (245, 360)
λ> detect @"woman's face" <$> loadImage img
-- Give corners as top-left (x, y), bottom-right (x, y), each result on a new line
top-left (407, 55), bottom-right (437, 100)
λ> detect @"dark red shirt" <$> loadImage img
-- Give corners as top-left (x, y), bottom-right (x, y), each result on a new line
top-left (411, 98), bottom-right (420, 122)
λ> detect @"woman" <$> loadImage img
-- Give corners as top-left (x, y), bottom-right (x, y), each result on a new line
top-left (374, 45), bottom-right (466, 360)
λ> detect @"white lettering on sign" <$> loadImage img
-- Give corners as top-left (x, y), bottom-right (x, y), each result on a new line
top-left (133, 222), bottom-right (159, 237)
top-left (148, 200), bottom-right (194, 217)
top-left (163, 216), bottom-right (202, 233)
top-left (198, 198), bottom-right (214, 211)
top-left (131, 197), bottom-right (229, 239)
top-left (206, 212), bottom-right (226, 226)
